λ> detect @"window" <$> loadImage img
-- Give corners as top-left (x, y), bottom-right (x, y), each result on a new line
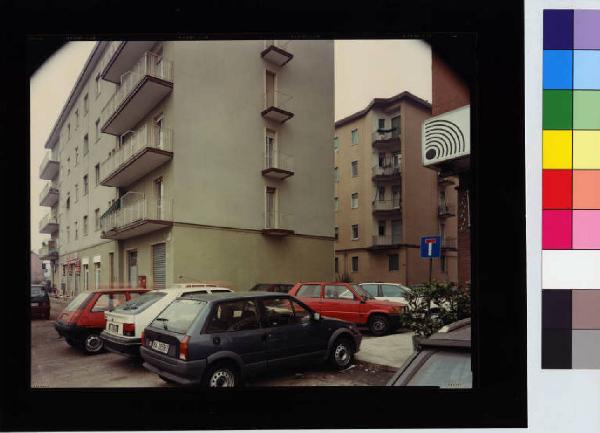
top-left (351, 224), bottom-right (359, 240)
top-left (324, 284), bottom-right (354, 300)
top-left (389, 254), bottom-right (400, 271)
top-left (441, 254), bottom-right (447, 272)
top-left (114, 291), bottom-right (166, 313)
top-left (391, 115), bottom-right (401, 138)
top-left (66, 226), bottom-right (70, 242)
top-left (83, 93), bottom-right (89, 115)
top-left (382, 284), bottom-right (407, 297)
top-left (334, 167), bottom-right (340, 183)
top-left (151, 298), bottom-right (207, 334)
top-left (66, 194), bottom-right (70, 210)
top-left (406, 351), bottom-right (472, 388)
top-left (378, 118), bottom-right (385, 130)
top-left (75, 184), bottom-right (79, 202)
top-left (351, 128), bottom-right (359, 144)
top-left (260, 298), bottom-right (294, 327)
top-left (351, 160), bottom-right (358, 177)
top-left (297, 284), bottom-right (322, 298)
top-left (95, 119), bottom-right (100, 141)
top-left (95, 208), bottom-right (100, 231)
top-left (334, 226), bottom-right (339, 241)
top-left (74, 147), bottom-right (78, 166)
top-left (83, 215), bottom-right (88, 236)
top-left (334, 257), bottom-right (339, 274)
top-left (74, 221), bottom-right (78, 240)
top-left (206, 300), bottom-right (259, 332)
top-left (378, 220), bottom-right (386, 236)
top-left (362, 284), bottom-right (379, 297)
top-left (333, 136), bottom-right (339, 151)
top-left (334, 197), bottom-right (339, 211)
top-left (378, 186), bottom-right (385, 201)
top-left (95, 164), bottom-right (100, 186)
top-left (379, 152), bottom-right (386, 167)
top-left (351, 193), bottom-right (359, 209)
top-left (67, 157), bottom-right (70, 176)
top-left (75, 109), bottom-right (79, 128)
top-left (95, 73), bottom-right (101, 97)
top-left (83, 175), bottom-right (89, 195)
top-left (83, 134), bottom-right (89, 156)
top-left (290, 299), bottom-right (311, 324)
top-left (67, 123), bottom-right (71, 139)
top-left (351, 256), bottom-right (359, 272)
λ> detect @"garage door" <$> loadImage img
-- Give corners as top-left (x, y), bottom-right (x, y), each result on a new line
top-left (152, 243), bottom-right (166, 290)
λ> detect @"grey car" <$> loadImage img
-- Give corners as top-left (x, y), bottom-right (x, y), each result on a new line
top-left (140, 291), bottom-right (362, 387)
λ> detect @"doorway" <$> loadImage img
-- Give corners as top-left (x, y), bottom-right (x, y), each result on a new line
top-left (128, 250), bottom-right (138, 288)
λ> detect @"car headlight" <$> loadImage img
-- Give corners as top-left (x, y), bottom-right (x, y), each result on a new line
top-left (392, 306), bottom-right (404, 313)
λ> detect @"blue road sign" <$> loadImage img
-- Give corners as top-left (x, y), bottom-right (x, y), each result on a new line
top-left (420, 236), bottom-right (441, 258)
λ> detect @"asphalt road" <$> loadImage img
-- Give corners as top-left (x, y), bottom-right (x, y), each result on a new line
top-left (31, 301), bottom-right (397, 388)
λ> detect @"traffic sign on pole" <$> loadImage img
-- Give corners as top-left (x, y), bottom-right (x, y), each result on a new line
top-left (420, 236), bottom-right (441, 258)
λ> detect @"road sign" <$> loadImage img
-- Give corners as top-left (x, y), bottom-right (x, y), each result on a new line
top-left (420, 236), bottom-right (441, 258)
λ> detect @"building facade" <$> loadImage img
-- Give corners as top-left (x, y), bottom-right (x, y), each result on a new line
top-left (38, 40), bottom-right (335, 295)
top-left (334, 92), bottom-right (459, 285)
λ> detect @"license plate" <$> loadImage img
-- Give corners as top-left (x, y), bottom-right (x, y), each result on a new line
top-left (31, 302), bottom-right (39, 307)
top-left (151, 340), bottom-right (169, 354)
top-left (108, 323), bottom-right (119, 333)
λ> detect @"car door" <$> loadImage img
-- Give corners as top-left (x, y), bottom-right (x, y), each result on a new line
top-left (321, 284), bottom-right (363, 324)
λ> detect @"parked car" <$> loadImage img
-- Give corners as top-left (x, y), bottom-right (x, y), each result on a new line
top-left (360, 282), bottom-right (411, 304)
top-left (54, 288), bottom-right (149, 354)
top-left (140, 292), bottom-right (362, 387)
top-left (100, 286), bottom-right (233, 358)
top-left (288, 282), bottom-right (405, 336)
top-left (31, 284), bottom-right (50, 320)
top-left (387, 318), bottom-right (472, 388)
top-left (249, 283), bottom-right (294, 293)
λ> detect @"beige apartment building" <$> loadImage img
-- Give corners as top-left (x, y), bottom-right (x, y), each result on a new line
top-left (334, 92), bottom-right (458, 285)
top-left (38, 40), bottom-right (335, 295)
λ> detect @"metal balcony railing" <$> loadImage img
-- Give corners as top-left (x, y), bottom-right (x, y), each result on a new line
top-left (372, 164), bottom-right (401, 177)
top-left (39, 182), bottom-right (59, 204)
top-left (372, 199), bottom-right (402, 211)
top-left (264, 151), bottom-right (294, 172)
top-left (99, 122), bottom-right (173, 183)
top-left (372, 128), bottom-right (401, 142)
top-left (264, 210), bottom-right (293, 230)
top-left (438, 203), bottom-right (456, 216)
top-left (100, 51), bottom-right (174, 128)
top-left (100, 195), bottom-right (173, 233)
top-left (372, 234), bottom-right (403, 247)
top-left (39, 213), bottom-right (59, 232)
top-left (265, 90), bottom-right (293, 112)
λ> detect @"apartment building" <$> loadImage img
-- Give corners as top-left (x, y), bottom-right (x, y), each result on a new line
top-left (38, 40), bottom-right (335, 295)
top-left (334, 92), bottom-right (458, 285)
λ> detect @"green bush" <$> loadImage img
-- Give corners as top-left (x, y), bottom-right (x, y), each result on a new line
top-left (402, 281), bottom-right (471, 338)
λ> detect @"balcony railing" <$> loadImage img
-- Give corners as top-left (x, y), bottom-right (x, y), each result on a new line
top-left (262, 151), bottom-right (294, 179)
top-left (101, 195), bottom-right (173, 237)
top-left (261, 40), bottom-right (293, 66)
top-left (262, 90), bottom-right (294, 123)
top-left (39, 151), bottom-right (60, 180)
top-left (39, 182), bottom-right (59, 207)
top-left (372, 234), bottom-right (403, 247)
top-left (372, 199), bottom-right (402, 212)
top-left (372, 129), bottom-right (401, 149)
top-left (100, 51), bottom-right (174, 135)
top-left (372, 164), bottom-right (401, 178)
top-left (39, 240), bottom-right (59, 259)
top-left (438, 203), bottom-right (456, 217)
top-left (99, 122), bottom-right (173, 187)
top-left (39, 213), bottom-right (59, 234)
top-left (263, 210), bottom-right (294, 235)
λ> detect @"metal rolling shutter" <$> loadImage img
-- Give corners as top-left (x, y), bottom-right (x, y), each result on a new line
top-left (152, 243), bottom-right (166, 290)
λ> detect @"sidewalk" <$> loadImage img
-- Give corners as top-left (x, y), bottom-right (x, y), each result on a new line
top-left (356, 332), bottom-right (415, 369)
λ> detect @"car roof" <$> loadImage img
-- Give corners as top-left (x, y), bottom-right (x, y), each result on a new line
top-left (417, 318), bottom-right (471, 349)
top-left (157, 286), bottom-right (231, 293)
top-left (77, 288), bottom-right (150, 294)
top-left (295, 282), bottom-right (354, 285)
top-left (178, 291), bottom-right (291, 302)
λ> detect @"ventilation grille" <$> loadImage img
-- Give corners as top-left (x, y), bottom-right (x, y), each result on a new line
top-left (422, 105), bottom-right (470, 166)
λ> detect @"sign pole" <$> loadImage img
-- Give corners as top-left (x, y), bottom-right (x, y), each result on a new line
top-left (429, 258), bottom-right (433, 283)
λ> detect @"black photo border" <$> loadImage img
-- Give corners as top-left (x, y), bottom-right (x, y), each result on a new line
top-left (3, 0), bottom-right (526, 429)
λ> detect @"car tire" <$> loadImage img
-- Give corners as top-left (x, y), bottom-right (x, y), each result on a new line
top-left (83, 333), bottom-right (104, 355)
top-left (202, 361), bottom-right (240, 388)
top-left (369, 314), bottom-right (390, 336)
top-left (329, 336), bottom-right (355, 370)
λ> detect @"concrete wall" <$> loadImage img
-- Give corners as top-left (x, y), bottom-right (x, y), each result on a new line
top-left (120, 227), bottom-right (172, 289)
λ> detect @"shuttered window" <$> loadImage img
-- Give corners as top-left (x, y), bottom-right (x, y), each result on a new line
top-left (152, 243), bottom-right (166, 290)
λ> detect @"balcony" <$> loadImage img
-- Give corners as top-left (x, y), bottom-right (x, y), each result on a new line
top-left (261, 41), bottom-right (293, 67)
top-left (370, 234), bottom-right (403, 251)
top-left (372, 199), bottom-right (402, 215)
top-left (39, 214), bottom-right (59, 234)
top-left (39, 152), bottom-right (59, 180)
top-left (262, 151), bottom-right (294, 179)
top-left (261, 90), bottom-right (294, 123)
top-left (372, 164), bottom-right (401, 181)
top-left (100, 51), bottom-right (174, 136)
top-left (372, 129), bottom-right (401, 150)
top-left (100, 122), bottom-right (173, 187)
top-left (39, 183), bottom-right (59, 207)
top-left (438, 176), bottom-right (456, 187)
top-left (442, 236), bottom-right (458, 249)
top-left (262, 210), bottom-right (294, 236)
top-left (39, 240), bottom-right (59, 260)
top-left (100, 194), bottom-right (173, 240)
top-left (100, 41), bottom-right (158, 84)
top-left (438, 203), bottom-right (456, 218)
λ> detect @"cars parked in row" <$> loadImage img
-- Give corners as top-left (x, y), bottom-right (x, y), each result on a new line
top-left (288, 282), bottom-right (405, 336)
top-left (31, 285), bottom-right (50, 320)
top-left (54, 288), bottom-right (149, 354)
top-left (100, 285), bottom-right (233, 358)
top-left (140, 291), bottom-right (362, 387)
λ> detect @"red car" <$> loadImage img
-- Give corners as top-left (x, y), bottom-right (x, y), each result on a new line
top-left (289, 282), bottom-right (406, 336)
top-left (54, 288), bottom-right (148, 354)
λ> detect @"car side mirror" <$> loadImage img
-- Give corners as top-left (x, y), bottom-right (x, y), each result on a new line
top-left (312, 312), bottom-right (321, 321)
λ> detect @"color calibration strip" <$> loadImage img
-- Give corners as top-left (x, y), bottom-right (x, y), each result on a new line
top-left (542, 9), bottom-right (600, 369)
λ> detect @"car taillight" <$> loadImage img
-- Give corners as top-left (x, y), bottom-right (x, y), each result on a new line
top-left (179, 335), bottom-right (190, 361)
top-left (140, 331), bottom-right (145, 346)
top-left (123, 323), bottom-right (135, 336)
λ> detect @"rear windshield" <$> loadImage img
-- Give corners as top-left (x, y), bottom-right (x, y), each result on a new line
top-left (114, 291), bottom-right (166, 313)
top-left (31, 286), bottom-right (46, 297)
top-left (64, 293), bottom-right (92, 312)
top-left (150, 298), bottom-right (207, 334)
top-left (406, 350), bottom-right (472, 388)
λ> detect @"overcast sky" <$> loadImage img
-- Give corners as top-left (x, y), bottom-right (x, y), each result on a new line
top-left (30, 40), bottom-right (431, 252)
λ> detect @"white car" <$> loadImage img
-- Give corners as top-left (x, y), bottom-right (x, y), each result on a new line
top-left (359, 282), bottom-right (411, 304)
top-left (100, 285), bottom-right (232, 357)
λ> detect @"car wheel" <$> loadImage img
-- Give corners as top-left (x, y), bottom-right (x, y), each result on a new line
top-left (83, 333), bottom-right (104, 354)
top-left (369, 314), bottom-right (390, 336)
top-left (329, 337), bottom-right (354, 370)
top-left (202, 362), bottom-right (240, 388)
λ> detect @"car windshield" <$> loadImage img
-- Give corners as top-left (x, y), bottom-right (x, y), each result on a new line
top-left (64, 292), bottom-right (92, 312)
top-left (406, 350), bottom-right (472, 388)
top-left (114, 291), bottom-right (166, 313)
top-left (31, 286), bottom-right (45, 297)
top-left (352, 284), bottom-right (374, 299)
top-left (150, 298), bottom-right (207, 334)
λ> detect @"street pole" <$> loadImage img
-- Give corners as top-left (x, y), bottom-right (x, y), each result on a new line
top-left (429, 258), bottom-right (433, 283)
